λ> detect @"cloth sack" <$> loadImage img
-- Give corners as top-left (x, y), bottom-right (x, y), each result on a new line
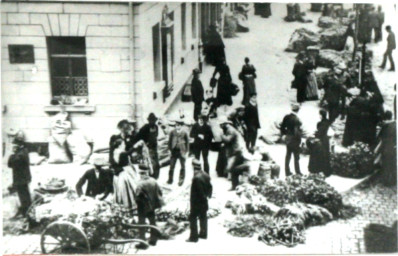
top-left (48, 136), bottom-right (71, 164)
top-left (66, 131), bottom-right (91, 164)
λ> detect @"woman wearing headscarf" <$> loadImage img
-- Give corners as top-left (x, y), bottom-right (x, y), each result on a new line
top-left (239, 57), bottom-right (257, 105)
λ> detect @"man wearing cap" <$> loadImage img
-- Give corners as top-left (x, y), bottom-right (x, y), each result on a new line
top-left (190, 115), bottom-right (213, 174)
top-left (76, 156), bottom-right (112, 200)
top-left (168, 119), bottom-right (190, 186)
top-left (244, 93), bottom-right (261, 150)
top-left (130, 113), bottom-right (160, 179)
top-left (191, 69), bottom-right (204, 121)
top-left (280, 104), bottom-right (303, 176)
top-left (135, 164), bottom-right (164, 249)
top-left (8, 141), bottom-right (32, 218)
top-left (219, 116), bottom-right (247, 190)
top-left (322, 65), bottom-right (349, 122)
top-left (187, 159), bottom-right (213, 242)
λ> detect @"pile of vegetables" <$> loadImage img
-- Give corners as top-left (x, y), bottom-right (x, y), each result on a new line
top-left (330, 142), bottom-right (375, 179)
top-left (225, 174), bottom-right (358, 247)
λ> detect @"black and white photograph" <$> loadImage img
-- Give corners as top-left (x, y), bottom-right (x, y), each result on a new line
top-left (1, 0), bottom-right (397, 254)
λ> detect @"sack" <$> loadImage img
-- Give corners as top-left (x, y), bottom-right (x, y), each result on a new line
top-left (48, 136), bottom-right (71, 164)
top-left (230, 83), bottom-right (240, 96)
top-left (66, 131), bottom-right (91, 164)
top-left (210, 78), bottom-right (217, 88)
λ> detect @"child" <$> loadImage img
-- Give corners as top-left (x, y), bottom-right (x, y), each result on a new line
top-left (202, 89), bottom-right (217, 118)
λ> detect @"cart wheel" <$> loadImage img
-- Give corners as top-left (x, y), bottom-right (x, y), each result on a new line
top-left (26, 196), bottom-right (44, 221)
top-left (41, 221), bottom-right (90, 254)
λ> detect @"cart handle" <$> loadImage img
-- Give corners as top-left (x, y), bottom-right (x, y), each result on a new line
top-left (104, 238), bottom-right (149, 246)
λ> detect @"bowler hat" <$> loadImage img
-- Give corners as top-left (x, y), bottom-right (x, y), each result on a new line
top-left (291, 103), bottom-right (300, 112)
top-left (147, 113), bottom-right (158, 122)
top-left (193, 68), bottom-right (201, 74)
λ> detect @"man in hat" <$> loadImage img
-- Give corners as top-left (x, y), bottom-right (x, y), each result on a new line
top-left (7, 141), bottom-right (32, 218)
top-left (380, 25), bottom-right (396, 71)
top-left (168, 119), bottom-right (190, 186)
top-left (230, 105), bottom-right (248, 142)
top-left (219, 116), bottom-right (247, 190)
top-left (131, 113), bottom-right (160, 179)
top-left (190, 114), bottom-right (213, 174)
top-left (322, 64), bottom-right (349, 122)
top-left (135, 164), bottom-right (164, 249)
top-left (191, 68), bottom-right (204, 122)
top-left (244, 93), bottom-right (261, 151)
top-left (187, 159), bottom-right (213, 242)
top-left (280, 104), bottom-right (303, 176)
top-left (76, 155), bottom-right (112, 200)
top-left (292, 52), bottom-right (309, 103)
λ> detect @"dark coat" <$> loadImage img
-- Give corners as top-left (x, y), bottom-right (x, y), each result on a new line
top-left (109, 134), bottom-right (135, 167)
top-left (244, 103), bottom-right (261, 131)
top-left (281, 113), bottom-right (302, 147)
top-left (191, 78), bottom-right (204, 105)
top-left (387, 32), bottom-right (396, 50)
top-left (75, 168), bottom-right (112, 198)
top-left (136, 176), bottom-right (164, 214)
top-left (190, 171), bottom-right (213, 211)
top-left (8, 147), bottom-right (31, 186)
top-left (132, 124), bottom-right (159, 150)
top-left (190, 123), bottom-right (213, 149)
top-left (213, 64), bottom-right (233, 106)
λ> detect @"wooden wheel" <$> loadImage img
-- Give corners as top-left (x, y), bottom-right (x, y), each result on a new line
top-left (41, 221), bottom-right (90, 254)
top-left (26, 196), bottom-right (44, 222)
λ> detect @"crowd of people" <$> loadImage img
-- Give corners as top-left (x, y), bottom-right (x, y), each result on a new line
top-left (6, 3), bottom-right (396, 250)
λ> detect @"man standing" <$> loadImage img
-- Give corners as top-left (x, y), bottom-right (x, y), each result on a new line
top-left (280, 104), bottom-right (302, 177)
top-left (186, 159), bottom-right (213, 243)
top-left (191, 69), bottom-right (204, 122)
top-left (8, 142), bottom-right (31, 218)
top-left (131, 113), bottom-right (160, 179)
top-left (190, 115), bottom-right (213, 174)
top-left (230, 105), bottom-right (248, 144)
top-left (368, 7), bottom-right (379, 42)
top-left (375, 6), bottom-right (385, 42)
top-left (244, 93), bottom-right (261, 151)
top-left (380, 25), bottom-right (396, 71)
top-left (292, 53), bottom-right (308, 104)
top-left (219, 116), bottom-right (247, 190)
top-left (76, 156), bottom-right (112, 200)
top-left (135, 164), bottom-right (164, 249)
top-left (168, 119), bottom-right (190, 186)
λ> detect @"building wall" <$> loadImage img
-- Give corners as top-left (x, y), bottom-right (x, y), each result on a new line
top-left (1, 2), bottom-right (132, 147)
top-left (135, 2), bottom-right (201, 118)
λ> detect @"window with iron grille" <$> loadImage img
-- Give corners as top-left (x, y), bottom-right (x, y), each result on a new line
top-left (47, 37), bottom-right (88, 99)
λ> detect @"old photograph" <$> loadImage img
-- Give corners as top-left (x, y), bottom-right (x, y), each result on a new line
top-left (1, 1), bottom-right (397, 254)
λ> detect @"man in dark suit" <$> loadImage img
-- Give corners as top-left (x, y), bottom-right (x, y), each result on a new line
top-left (187, 159), bottom-right (213, 242)
top-left (8, 142), bottom-right (31, 218)
top-left (280, 104), bottom-right (303, 176)
top-left (380, 25), bottom-right (396, 71)
top-left (135, 164), bottom-right (164, 249)
top-left (168, 119), bottom-right (190, 186)
top-left (130, 113), bottom-right (160, 179)
top-left (76, 156), bottom-right (112, 200)
top-left (191, 69), bottom-right (204, 121)
top-left (244, 93), bottom-right (261, 150)
top-left (190, 115), bottom-right (213, 174)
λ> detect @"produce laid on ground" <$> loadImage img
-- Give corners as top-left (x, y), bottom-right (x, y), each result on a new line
top-left (224, 174), bottom-right (359, 247)
top-left (330, 142), bottom-right (375, 179)
top-left (285, 28), bottom-right (320, 53)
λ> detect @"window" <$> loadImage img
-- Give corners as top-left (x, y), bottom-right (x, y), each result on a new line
top-left (152, 23), bottom-right (162, 82)
top-left (8, 45), bottom-right (34, 64)
top-left (181, 3), bottom-right (186, 50)
top-left (192, 3), bottom-right (197, 39)
top-left (47, 37), bottom-right (88, 98)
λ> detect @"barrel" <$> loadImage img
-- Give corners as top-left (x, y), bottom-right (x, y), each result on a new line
top-left (258, 162), bottom-right (272, 180)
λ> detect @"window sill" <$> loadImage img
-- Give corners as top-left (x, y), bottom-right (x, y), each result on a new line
top-left (44, 105), bottom-right (96, 114)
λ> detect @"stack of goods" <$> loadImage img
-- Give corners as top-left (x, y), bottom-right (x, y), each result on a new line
top-left (320, 25), bottom-right (349, 51)
top-left (223, 13), bottom-right (238, 38)
top-left (285, 28), bottom-right (320, 53)
top-left (36, 177), bottom-right (68, 194)
top-left (318, 16), bottom-right (339, 28)
top-left (235, 12), bottom-right (249, 33)
top-left (330, 142), bottom-right (374, 178)
top-left (317, 49), bottom-right (346, 68)
top-left (224, 174), bottom-right (358, 247)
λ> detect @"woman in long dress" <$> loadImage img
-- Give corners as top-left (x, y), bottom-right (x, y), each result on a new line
top-left (239, 57), bottom-right (257, 106)
top-left (213, 58), bottom-right (233, 108)
top-left (304, 49), bottom-right (319, 101)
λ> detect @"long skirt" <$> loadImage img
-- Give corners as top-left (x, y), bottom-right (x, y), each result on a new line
top-left (305, 73), bottom-right (319, 101)
top-left (113, 166), bottom-right (139, 210)
top-left (242, 75), bottom-right (256, 105)
top-left (217, 78), bottom-right (233, 106)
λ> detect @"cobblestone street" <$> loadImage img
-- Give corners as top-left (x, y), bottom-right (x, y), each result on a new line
top-left (2, 2), bottom-right (398, 255)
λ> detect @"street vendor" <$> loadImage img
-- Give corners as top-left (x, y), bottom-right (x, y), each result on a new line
top-left (8, 140), bottom-right (31, 218)
top-left (75, 155), bottom-right (112, 200)
top-left (135, 164), bottom-right (164, 249)
top-left (109, 119), bottom-right (135, 167)
top-left (187, 159), bottom-right (213, 243)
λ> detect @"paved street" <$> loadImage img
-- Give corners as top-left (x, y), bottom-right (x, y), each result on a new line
top-left (2, 3), bottom-right (397, 255)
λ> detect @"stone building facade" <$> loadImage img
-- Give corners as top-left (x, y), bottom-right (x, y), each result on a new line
top-left (1, 1), bottom-right (223, 149)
